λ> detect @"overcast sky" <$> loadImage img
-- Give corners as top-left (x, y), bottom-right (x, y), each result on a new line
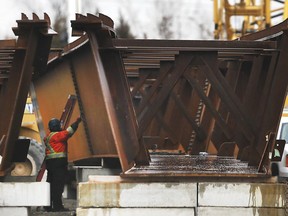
top-left (0, 0), bottom-right (284, 41)
top-left (0, 0), bottom-right (215, 41)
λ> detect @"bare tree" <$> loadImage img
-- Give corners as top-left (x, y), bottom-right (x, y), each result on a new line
top-left (154, 1), bottom-right (175, 39)
top-left (188, 4), bottom-right (213, 40)
top-left (51, 2), bottom-right (68, 48)
top-left (115, 13), bottom-right (135, 39)
top-left (158, 15), bottom-right (173, 39)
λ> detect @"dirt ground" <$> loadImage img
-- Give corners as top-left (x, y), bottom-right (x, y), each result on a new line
top-left (30, 199), bottom-right (77, 216)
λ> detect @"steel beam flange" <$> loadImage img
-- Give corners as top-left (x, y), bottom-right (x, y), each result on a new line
top-left (0, 13), bottom-right (55, 176)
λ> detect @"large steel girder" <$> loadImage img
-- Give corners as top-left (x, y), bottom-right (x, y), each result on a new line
top-left (67, 15), bottom-right (288, 170)
top-left (129, 50), bottom-right (274, 157)
top-left (33, 14), bottom-right (288, 174)
top-left (0, 14), bottom-right (54, 176)
top-left (35, 37), bottom-right (142, 172)
top-left (69, 14), bottom-right (142, 171)
top-left (115, 27), bottom-right (287, 168)
top-left (240, 19), bottom-right (288, 166)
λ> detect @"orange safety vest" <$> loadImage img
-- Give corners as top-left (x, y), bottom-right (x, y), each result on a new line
top-left (44, 126), bottom-right (75, 160)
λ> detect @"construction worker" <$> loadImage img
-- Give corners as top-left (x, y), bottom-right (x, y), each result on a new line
top-left (44, 117), bottom-right (81, 212)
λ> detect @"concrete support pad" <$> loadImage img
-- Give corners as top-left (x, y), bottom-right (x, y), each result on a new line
top-left (0, 182), bottom-right (50, 206)
top-left (78, 176), bottom-right (285, 215)
top-left (77, 208), bottom-right (195, 216)
top-left (198, 207), bottom-right (285, 216)
top-left (0, 207), bottom-right (29, 216)
top-left (198, 182), bottom-right (285, 207)
top-left (79, 175), bottom-right (197, 207)
top-left (76, 166), bottom-right (121, 183)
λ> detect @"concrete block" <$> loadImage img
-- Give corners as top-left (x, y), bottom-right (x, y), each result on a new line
top-left (0, 207), bottom-right (29, 216)
top-left (76, 166), bottom-right (121, 183)
top-left (198, 207), bottom-right (285, 216)
top-left (0, 182), bottom-right (50, 206)
top-left (79, 175), bottom-right (197, 207)
top-left (77, 208), bottom-right (195, 216)
top-left (198, 182), bottom-right (285, 207)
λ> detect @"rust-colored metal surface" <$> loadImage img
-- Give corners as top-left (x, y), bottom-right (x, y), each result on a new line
top-left (30, 14), bottom-right (288, 177)
top-left (123, 154), bottom-right (264, 179)
top-left (2, 13), bottom-right (287, 179)
top-left (0, 12), bottom-right (286, 178)
top-left (116, 39), bottom-right (282, 162)
top-left (0, 13), bottom-right (55, 176)
top-left (33, 40), bottom-right (91, 162)
top-left (35, 14), bottom-right (142, 172)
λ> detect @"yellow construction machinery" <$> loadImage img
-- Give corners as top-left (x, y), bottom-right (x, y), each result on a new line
top-left (0, 96), bottom-right (45, 178)
top-left (214, 0), bottom-right (288, 40)
top-left (11, 97), bottom-right (44, 177)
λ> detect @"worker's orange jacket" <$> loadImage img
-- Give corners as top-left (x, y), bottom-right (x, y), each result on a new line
top-left (44, 126), bottom-right (75, 160)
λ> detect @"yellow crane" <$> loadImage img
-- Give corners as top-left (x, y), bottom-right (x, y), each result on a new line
top-left (214, 0), bottom-right (288, 40)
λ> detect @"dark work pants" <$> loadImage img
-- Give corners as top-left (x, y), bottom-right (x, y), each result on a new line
top-left (46, 157), bottom-right (68, 210)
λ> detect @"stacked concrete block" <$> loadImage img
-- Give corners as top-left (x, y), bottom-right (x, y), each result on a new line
top-left (0, 182), bottom-right (50, 216)
top-left (198, 182), bottom-right (286, 216)
top-left (77, 176), bottom-right (197, 216)
top-left (77, 176), bottom-right (286, 216)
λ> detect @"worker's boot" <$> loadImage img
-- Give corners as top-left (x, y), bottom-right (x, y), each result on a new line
top-left (53, 205), bottom-right (70, 212)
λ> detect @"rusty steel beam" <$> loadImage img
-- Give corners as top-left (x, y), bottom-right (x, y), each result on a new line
top-left (34, 13), bottom-right (144, 172)
top-left (122, 154), bottom-right (264, 179)
top-left (111, 39), bottom-right (276, 50)
top-left (239, 20), bottom-right (288, 167)
top-left (0, 13), bottom-right (55, 176)
top-left (34, 41), bottom-right (93, 163)
top-left (0, 42), bottom-right (16, 91)
top-left (71, 13), bottom-right (143, 171)
top-left (30, 14), bottom-right (288, 176)
top-left (112, 21), bottom-right (288, 171)
top-left (123, 47), bottom-right (278, 161)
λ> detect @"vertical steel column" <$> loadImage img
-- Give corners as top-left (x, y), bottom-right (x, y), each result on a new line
top-left (71, 14), bottom-right (144, 171)
top-left (0, 14), bottom-right (54, 175)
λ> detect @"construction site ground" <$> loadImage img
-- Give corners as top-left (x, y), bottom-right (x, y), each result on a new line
top-left (30, 199), bottom-right (77, 216)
